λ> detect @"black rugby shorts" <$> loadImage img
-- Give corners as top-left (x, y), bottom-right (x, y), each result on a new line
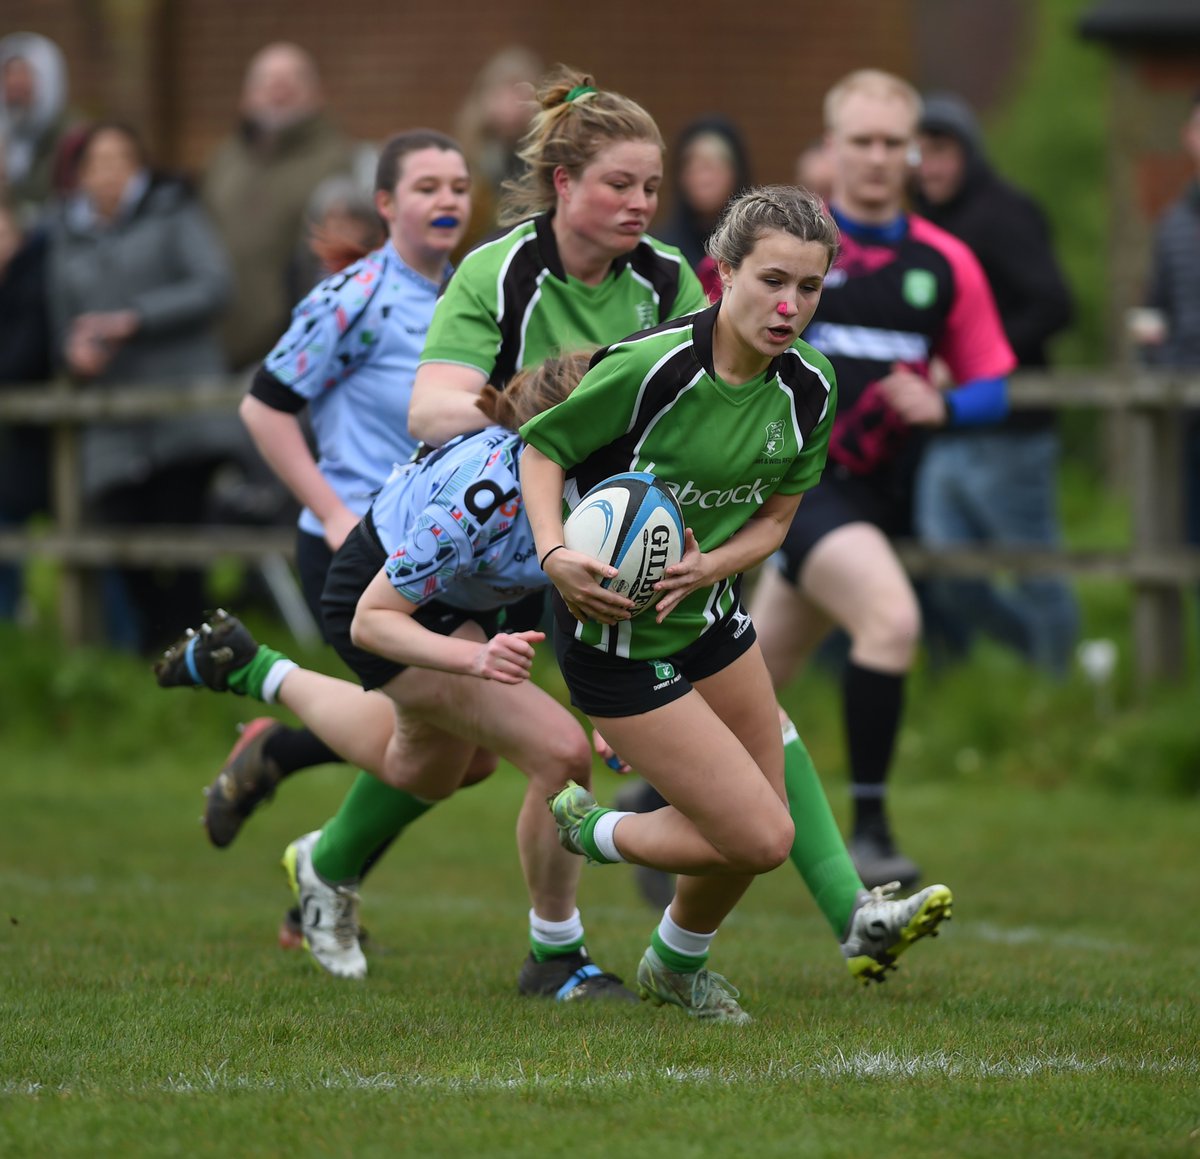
top-left (552, 596), bottom-right (757, 718)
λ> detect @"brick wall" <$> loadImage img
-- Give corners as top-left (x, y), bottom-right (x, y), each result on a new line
top-left (6, 0), bottom-right (916, 212)
top-left (1133, 56), bottom-right (1198, 220)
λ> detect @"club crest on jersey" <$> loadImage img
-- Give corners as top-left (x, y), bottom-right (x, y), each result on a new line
top-left (903, 269), bottom-right (937, 309)
top-left (636, 302), bottom-right (656, 330)
top-left (763, 420), bottom-right (785, 457)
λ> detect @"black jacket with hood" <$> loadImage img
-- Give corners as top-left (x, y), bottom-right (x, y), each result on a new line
top-left (657, 115), bottom-right (753, 270)
top-left (911, 94), bottom-right (1073, 432)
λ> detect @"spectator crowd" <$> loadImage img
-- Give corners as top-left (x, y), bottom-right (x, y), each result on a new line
top-left (0, 26), bottom-right (1174, 689)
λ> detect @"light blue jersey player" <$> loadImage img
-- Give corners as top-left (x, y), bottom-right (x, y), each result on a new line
top-left (258, 240), bottom-right (436, 541)
top-left (157, 353), bottom-right (639, 999)
top-left (203, 131), bottom-right (472, 862)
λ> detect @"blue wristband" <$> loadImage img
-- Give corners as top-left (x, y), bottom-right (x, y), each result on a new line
top-left (946, 376), bottom-right (1008, 426)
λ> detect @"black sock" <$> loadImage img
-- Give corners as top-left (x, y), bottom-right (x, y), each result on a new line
top-left (262, 726), bottom-right (341, 779)
top-left (843, 661), bottom-right (905, 835)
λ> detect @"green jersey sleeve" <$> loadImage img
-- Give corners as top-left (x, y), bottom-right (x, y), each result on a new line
top-left (519, 349), bottom-right (640, 469)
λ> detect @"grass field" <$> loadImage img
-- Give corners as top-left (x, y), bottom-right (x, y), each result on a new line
top-left (2, 618), bottom-right (1198, 1157)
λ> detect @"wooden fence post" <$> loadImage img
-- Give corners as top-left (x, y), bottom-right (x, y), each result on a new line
top-left (49, 395), bottom-right (86, 649)
top-left (1128, 375), bottom-right (1186, 682)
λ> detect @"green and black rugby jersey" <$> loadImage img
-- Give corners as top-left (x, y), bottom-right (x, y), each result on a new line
top-left (420, 212), bottom-right (709, 386)
top-left (521, 301), bottom-right (837, 659)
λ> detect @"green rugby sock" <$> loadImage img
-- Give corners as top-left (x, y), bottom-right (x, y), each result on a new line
top-left (312, 770), bottom-right (435, 882)
top-left (529, 909), bottom-right (586, 962)
top-left (650, 928), bottom-right (707, 973)
top-left (576, 807), bottom-right (619, 864)
top-left (782, 719), bottom-right (864, 936)
top-left (530, 934), bottom-right (586, 962)
top-left (227, 646), bottom-right (292, 700)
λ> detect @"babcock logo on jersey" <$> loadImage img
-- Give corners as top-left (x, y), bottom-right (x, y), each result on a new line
top-left (636, 302), bottom-right (657, 330)
top-left (670, 478), bottom-right (771, 509)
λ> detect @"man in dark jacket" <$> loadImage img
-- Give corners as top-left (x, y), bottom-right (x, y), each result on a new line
top-left (202, 43), bottom-right (358, 371)
top-left (0, 201), bottom-right (52, 620)
top-left (910, 92), bottom-right (1078, 677)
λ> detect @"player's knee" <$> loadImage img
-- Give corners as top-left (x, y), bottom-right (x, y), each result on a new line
top-left (758, 813), bottom-right (796, 871)
top-left (883, 599), bottom-right (921, 656)
top-left (726, 813), bottom-right (794, 874)
top-left (526, 724), bottom-right (592, 789)
top-left (854, 598), bottom-right (921, 667)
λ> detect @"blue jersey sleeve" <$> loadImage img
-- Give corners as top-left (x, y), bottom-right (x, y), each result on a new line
top-left (262, 252), bottom-right (386, 401)
top-left (380, 431), bottom-right (522, 606)
top-left (383, 502), bottom-right (478, 605)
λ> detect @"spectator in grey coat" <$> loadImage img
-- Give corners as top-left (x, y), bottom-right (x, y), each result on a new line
top-left (45, 121), bottom-right (240, 651)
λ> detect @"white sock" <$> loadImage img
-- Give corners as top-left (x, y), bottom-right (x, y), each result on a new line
top-left (529, 907), bottom-right (584, 949)
top-left (658, 907), bottom-right (717, 959)
top-left (591, 810), bottom-right (630, 863)
top-left (261, 659), bottom-right (298, 704)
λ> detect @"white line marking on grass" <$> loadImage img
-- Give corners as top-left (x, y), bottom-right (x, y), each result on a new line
top-left (808, 1049), bottom-right (1199, 1079)
top-left (5, 1053), bottom-right (1197, 1097)
top-left (0, 871), bottom-right (178, 896)
top-left (963, 921), bottom-right (1137, 954)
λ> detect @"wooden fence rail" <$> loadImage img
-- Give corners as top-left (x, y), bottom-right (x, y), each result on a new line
top-left (1, 370), bottom-right (1198, 683)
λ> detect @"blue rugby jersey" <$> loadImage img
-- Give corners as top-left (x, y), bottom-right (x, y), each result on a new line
top-left (370, 426), bottom-right (545, 612)
top-left (258, 242), bottom-right (448, 538)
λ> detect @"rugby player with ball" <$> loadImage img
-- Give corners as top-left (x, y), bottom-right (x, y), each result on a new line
top-left (521, 185), bottom-right (952, 1023)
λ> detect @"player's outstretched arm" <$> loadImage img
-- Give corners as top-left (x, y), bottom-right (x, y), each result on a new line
top-left (352, 571), bottom-right (535, 680)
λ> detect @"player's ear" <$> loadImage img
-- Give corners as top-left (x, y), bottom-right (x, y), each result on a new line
top-left (552, 165), bottom-right (573, 202)
top-left (717, 258), bottom-right (735, 294)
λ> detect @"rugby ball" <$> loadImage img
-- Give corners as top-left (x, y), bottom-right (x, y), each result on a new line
top-left (563, 472), bottom-right (685, 616)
